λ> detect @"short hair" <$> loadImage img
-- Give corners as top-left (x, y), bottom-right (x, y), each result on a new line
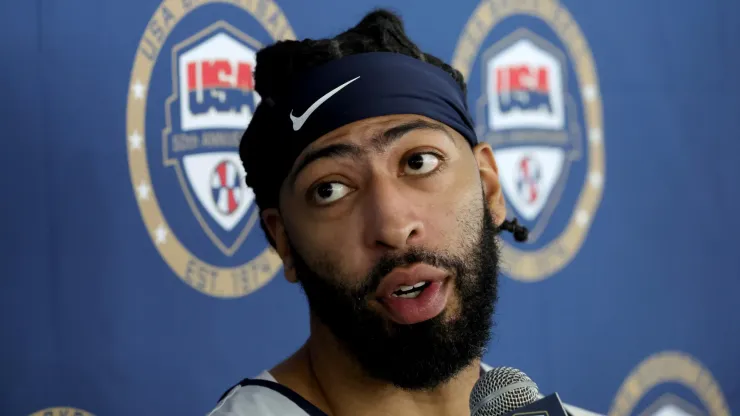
top-left (242, 9), bottom-right (468, 247)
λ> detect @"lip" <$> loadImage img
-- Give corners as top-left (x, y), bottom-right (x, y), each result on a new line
top-left (375, 263), bottom-right (449, 299)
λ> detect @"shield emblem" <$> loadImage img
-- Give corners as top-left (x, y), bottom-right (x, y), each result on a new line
top-left (476, 29), bottom-right (582, 241)
top-left (163, 22), bottom-right (263, 255)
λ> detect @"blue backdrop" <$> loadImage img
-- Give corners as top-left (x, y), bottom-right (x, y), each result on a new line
top-left (2, 0), bottom-right (738, 415)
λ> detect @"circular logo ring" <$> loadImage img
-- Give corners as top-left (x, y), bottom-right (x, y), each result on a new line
top-left (126, 0), bottom-right (295, 297)
top-left (30, 408), bottom-right (94, 416)
top-left (452, 0), bottom-right (606, 282)
top-left (609, 351), bottom-right (731, 416)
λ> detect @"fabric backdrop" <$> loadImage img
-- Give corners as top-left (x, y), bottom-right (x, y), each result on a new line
top-left (2, 0), bottom-right (738, 415)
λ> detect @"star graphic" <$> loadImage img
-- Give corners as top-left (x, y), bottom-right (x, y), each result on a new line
top-left (155, 224), bottom-right (168, 245)
top-left (583, 84), bottom-right (599, 102)
top-left (589, 171), bottom-right (603, 189)
top-left (131, 80), bottom-right (146, 100)
top-left (128, 130), bottom-right (143, 151)
top-left (136, 181), bottom-right (151, 201)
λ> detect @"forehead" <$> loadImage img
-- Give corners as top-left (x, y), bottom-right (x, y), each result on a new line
top-left (307, 114), bottom-right (461, 150)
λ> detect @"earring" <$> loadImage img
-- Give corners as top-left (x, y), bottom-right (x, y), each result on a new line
top-left (498, 218), bottom-right (529, 242)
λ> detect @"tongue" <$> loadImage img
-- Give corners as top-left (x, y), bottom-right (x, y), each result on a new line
top-left (381, 281), bottom-right (447, 324)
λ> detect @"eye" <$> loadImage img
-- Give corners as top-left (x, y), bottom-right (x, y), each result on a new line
top-left (310, 182), bottom-right (352, 205)
top-left (404, 152), bottom-right (442, 175)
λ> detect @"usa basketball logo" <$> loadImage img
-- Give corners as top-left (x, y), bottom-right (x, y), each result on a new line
top-left (127, 0), bottom-right (295, 297)
top-left (453, 0), bottom-right (605, 281)
top-left (609, 351), bottom-right (731, 416)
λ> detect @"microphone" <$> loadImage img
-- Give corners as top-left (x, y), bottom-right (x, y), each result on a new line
top-left (469, 367), bottom-right (569, 416)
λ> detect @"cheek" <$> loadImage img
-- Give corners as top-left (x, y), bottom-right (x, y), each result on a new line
top-left (427, 176), bottom-right (483, 244)
top-left (288, 214), bottom-right (371, 285)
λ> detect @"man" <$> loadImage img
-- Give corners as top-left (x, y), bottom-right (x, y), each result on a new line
top-left (209, 9), bottom-right (528, 416)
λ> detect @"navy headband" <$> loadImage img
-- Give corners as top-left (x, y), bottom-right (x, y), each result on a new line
top-left (242, 52), bottom-right (478, 209)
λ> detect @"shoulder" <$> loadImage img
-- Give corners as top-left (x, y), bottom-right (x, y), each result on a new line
top-left (207, 372), bottom-right (327, 416)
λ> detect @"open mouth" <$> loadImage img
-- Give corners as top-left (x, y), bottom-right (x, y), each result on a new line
top-left (381, 280), bottom-right (449, 325)
top-left (374, 263), bottom-right (450, 324)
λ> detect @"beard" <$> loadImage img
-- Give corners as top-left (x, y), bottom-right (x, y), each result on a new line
top-left (290, 203), bottom-right (501, 391)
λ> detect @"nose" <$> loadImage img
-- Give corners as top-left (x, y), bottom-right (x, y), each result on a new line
top-left (363, 178), bottom-right (425, 251)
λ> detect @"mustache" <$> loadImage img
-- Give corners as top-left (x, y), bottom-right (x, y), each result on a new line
top-left (354, 246), bottom-right (468, 299)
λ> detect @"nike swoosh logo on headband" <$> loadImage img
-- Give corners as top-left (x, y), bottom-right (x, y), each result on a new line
top-left (289, 76), bottom-right (361, 131)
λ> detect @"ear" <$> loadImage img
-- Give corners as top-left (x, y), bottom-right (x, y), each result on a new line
top-left (261, 208), bottom-right (298, 283)
top-left (472, 143), bottom-right (507, 226)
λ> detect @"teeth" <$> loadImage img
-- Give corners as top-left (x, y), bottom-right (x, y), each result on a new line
top-left (396, 281), bottom-right (428, 292)
top-left (391, 281), bottom-right (430, 298)
top-left (392, 291), bottom-right (423, 299)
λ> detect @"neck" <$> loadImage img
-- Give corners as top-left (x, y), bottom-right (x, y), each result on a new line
top-left (299, 320), bottom-right (481, 416)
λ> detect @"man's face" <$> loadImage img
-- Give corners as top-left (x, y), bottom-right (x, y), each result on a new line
top-left (268, 114), bottom-right (506, 390)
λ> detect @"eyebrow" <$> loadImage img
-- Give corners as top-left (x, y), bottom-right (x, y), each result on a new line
top-left (289, 119), bottom-right (455, 189)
